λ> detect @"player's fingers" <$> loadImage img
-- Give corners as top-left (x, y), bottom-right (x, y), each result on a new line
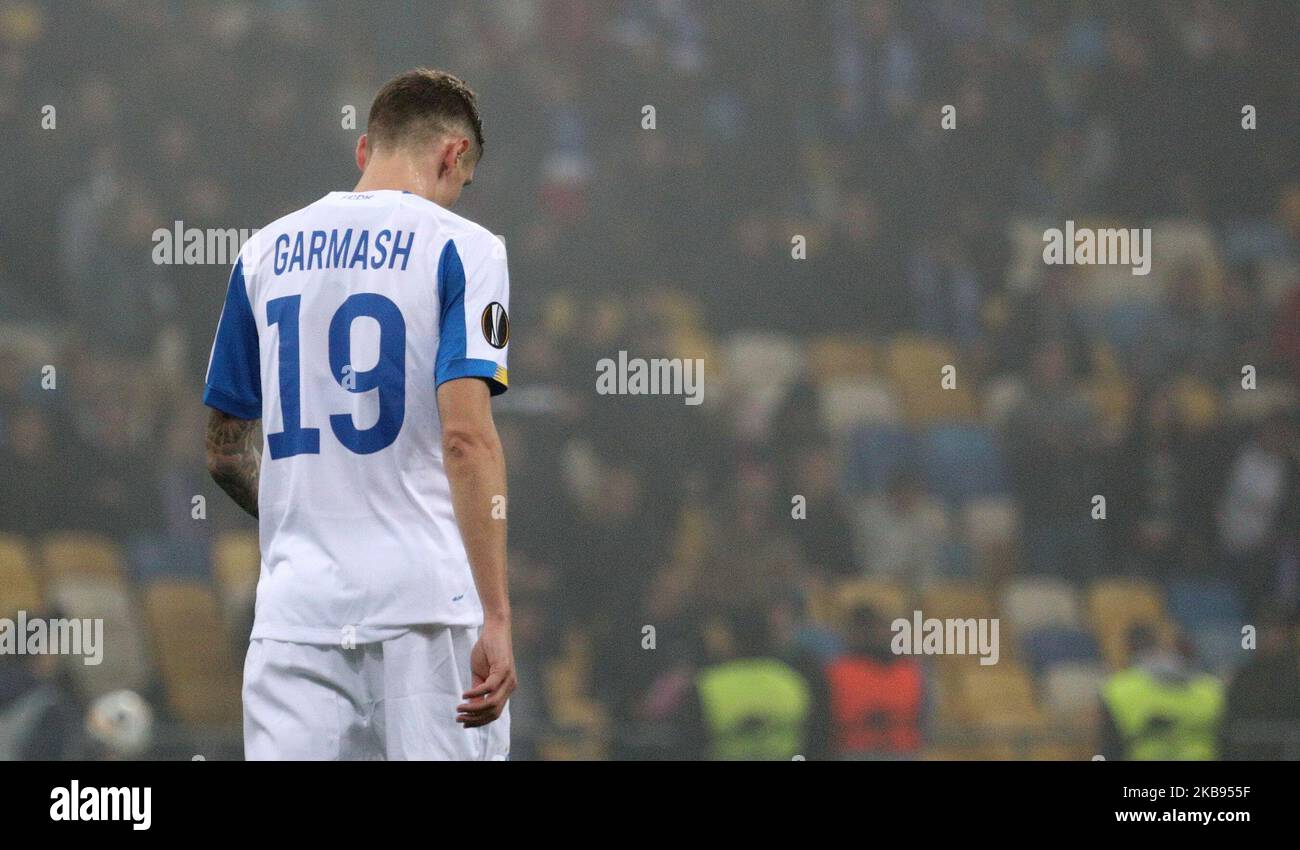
top-left (456, 711), bottom-right (500, 728)
top-left (462, 667), bottom-right (507, 700)
top-left (456, 685), bottom-right (507, 715)
top-left (457, 671), bottom-right (515, 717)
top-left (455, 697), bottom-right (504, 721)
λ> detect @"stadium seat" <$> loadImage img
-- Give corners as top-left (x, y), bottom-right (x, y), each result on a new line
top-left (884, 335), bottom-right (978, 424)
top-left (1166, 579), bottom-right (1245, 631)
top-left (843, 424), bottom-right (918, 495)
top-left (126, 536), bottom-right (210, 581)
top-left (806, 335), bottom-right (875, 380)
top-left (960, 497), bottom-right (1022, 578)
top-left (921, 580), bottom-right (997, 623)
top-left (142, 580), bottom-right (242, 727)
top-left (999, 576), bottom-right (1082, 633)
top-left (39, 532), bottom-right (125, 583)
top-left (818, 378), bottom-right (900, 433)
top-left (918, 425), bottom-right (1007, 504)
top-left (0, 534), bottom-right (43, 618)
top-left (1028, 742), bottom-right (1095, 761)
top-left (955, 663), bottom-right (1044, 729)
top-left (1086, 577), bottom-right (1170, 669)
top-left (1020, 626), bottom-right (1101, 676)
top-left (45, 576), bottom-right (153, 698)
top-left (213, 530), bottom-right (260, 615)
top-left (1041, 663), bottom-right (1106, 728)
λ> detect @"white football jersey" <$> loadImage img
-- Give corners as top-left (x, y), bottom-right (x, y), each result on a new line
top-left (204, 190), bottom-right (510, 644)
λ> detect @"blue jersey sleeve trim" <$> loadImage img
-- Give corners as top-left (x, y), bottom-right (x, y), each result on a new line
top-left (436, 357), bottom-right (508, 396)
top-left (435, 238), bottom-right (469, 370)
top-left (204, 259), bottom-right (262, 417)
top-left (203, 384), bottom-right (262, 419)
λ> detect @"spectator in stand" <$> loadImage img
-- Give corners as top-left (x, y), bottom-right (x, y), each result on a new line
top-left (1221, 608), bottom-right (1300, 759)
top-left (1004, 341), bottom-right (1104, 581)
top-left (855, 470), bottom-right (947, 585)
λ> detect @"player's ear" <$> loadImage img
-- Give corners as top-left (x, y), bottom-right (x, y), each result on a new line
top-left (439, 137), bottom-right (470, 178)
top-left (356, 134), bottom-right (369, 173)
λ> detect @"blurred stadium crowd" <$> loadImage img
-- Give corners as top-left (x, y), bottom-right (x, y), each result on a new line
top-left (2, 1), bottom-right (1300, 759)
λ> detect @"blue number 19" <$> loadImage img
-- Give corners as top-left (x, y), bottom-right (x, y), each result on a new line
top-left (266, 293), bottom-right (406, 459)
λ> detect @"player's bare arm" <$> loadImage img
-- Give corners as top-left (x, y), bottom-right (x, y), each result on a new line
top-left (205, 409), bottom-right (262, 519)
top-left (438, 376), bottom-right (515, 727)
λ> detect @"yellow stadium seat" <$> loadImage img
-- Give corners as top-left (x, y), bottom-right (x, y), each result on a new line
top-left (143, 581), bottom-right (242, 727)
top-left (0, 534), bottom-right (42, 617)
top-left (916, 581), bottom-right (1003, 670)
top-left (40, 532), bottom-right (124, 583)
top-left (1086, 578), bottom-right (1170, 669)
top-left (921, 580), bottom-right (997, 622)
top-left (885, 335), bottom-right (978, 424)
top-left (955, 663), bottom-right (1045, 730)
top-left (212, 530), bottom-right (259, 608)
top-left (807, 335), bottom-right (875, 380)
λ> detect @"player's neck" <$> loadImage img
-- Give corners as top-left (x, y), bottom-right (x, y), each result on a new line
top-left (353, 156), bottom-right (439, 205)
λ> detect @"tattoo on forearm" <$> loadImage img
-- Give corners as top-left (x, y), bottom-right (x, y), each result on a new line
top-left (206, 410), bottom-right (262, 518)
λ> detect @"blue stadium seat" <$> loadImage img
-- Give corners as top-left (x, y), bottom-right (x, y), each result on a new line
top-left (1020, 626), bottom-right (1101, 676)
top-left (844, 424), bottom-right (918, 495)
top-left (1086, 301), bottom-right (1158, 358)
top-left (918, 424), bottom-right (1007, 504)
top-left (1167, 579), bottom-right (1245, 631)
top-left (126, 536), bottom-right (211, 582)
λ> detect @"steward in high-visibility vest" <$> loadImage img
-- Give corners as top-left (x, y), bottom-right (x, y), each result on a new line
top-left (1100, 625), bottom-right (1224, 761)
top-left (694, 604), bottom-right (825, 760)
top-left (826, 656), bottom-right (923, 754)
top-left (826, 603), bottom-right (924, 756)
top-left (696, 657), bottom-right (812, 760)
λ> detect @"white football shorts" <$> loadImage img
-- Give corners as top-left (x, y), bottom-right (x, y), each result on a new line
top-left (242, 625), bottom-right (510, 760)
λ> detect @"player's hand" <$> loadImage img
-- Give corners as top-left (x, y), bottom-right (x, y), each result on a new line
top-left (456, 619), bottom-right (516, 727)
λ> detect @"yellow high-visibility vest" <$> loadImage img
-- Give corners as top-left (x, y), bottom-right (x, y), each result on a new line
top-left (1103, 667), bottom-right (1224, 760)
top-left (697, 658), bottom-right (811, 760)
